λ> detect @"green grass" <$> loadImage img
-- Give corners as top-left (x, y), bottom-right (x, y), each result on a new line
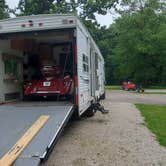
top-left (105, 85), bottom-right (121, 90)
top-left (132, 91), bottom-right (166, 95)
top-left (143, 92), bottom-right (166, 95)
top-left (136, 104), bottom-right (166, 147)
top-left (147, 86), bottom-right (166, 89)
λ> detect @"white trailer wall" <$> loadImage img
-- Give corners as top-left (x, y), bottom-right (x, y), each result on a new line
top-left (76, 18), bottom-right (105, 115)
top-left (0, 40), bottom-right (22, 102)
top-left (98, 57), bottom-right (105, 96)
top-left (77, 26), bottom-right (91, 115)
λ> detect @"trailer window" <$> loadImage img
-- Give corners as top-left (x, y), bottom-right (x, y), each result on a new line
top-left (82, 54), bottom-right (89, 73)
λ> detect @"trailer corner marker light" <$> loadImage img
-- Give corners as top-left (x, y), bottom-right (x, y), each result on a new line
top-left (21, 24), bottom-right (26, 28)
top-left (38, 23), bottom-right (43, 26)
top-left (29, 23), bottom-right (34, 27)
top-left (69, 20), bottom-right (74, 24)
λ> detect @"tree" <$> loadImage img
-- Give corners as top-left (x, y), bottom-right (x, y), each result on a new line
top-left (17, 0), bottom-right (55, 15)
top-left (16, 0), bottom-right (118, 22)
top-left (0, 0), bottom-right (9, 19)
top-left (109, 0), bottom-right (166, 85)
top-left (116, 0), bottom-right (164, 15)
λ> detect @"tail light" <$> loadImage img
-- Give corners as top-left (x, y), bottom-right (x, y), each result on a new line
top-left (21, 24), bottom-right (26, 27)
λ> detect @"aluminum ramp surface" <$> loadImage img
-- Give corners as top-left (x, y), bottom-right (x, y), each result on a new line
top-left (0, 102), bottom-right (73, 166)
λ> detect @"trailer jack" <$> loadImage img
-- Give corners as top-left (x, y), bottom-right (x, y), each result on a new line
top-left (93, 102), bottom-right (109, 114)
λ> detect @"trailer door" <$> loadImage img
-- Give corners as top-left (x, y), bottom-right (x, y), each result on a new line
top-left (0, 102), bottom-right (73, 166)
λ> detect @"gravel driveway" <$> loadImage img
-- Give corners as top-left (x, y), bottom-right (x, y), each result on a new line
top-left (108, 90), bottom-right (166, 105)
top-left (41, 90), bottom-right (166, 166)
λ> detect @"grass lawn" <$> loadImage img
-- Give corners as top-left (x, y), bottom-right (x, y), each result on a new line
top-left (105, 85), bottom-right (121, 90)
top-left (143, 92), bottom-right (166, 95)
top-left (130, 91), bottom-right (166, 95)
top-left (147, 86), bottom-right (166, 89)
top-left (136, 104), bottom-right (166, 147)
top-left (131, 91), bottom-right (166, 94)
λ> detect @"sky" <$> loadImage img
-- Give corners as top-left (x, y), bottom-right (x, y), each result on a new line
top-left (6, 0), bottom-right (116, 27)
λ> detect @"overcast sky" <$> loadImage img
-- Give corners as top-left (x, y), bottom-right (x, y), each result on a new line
top-left (6, 0), bottom-right (115, 27)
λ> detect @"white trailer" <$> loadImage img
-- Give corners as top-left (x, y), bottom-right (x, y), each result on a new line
top-left (0, 14), bottom-right (106, 166)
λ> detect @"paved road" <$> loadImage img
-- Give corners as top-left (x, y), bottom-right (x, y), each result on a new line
top-left (41, 90), bottom-right (166, 166)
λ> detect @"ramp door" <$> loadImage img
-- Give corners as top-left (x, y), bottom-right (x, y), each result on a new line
top-left (0, 102), bottom-right (73, 166)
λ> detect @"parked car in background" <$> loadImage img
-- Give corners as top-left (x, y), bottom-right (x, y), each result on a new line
top-left (122, 82), bottom-right (136, 91)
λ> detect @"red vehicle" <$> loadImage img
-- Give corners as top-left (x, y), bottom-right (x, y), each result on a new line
top-left (24, 65), bottom-right (73, 98)
top-left (122, 82), bottom-right (136, 91)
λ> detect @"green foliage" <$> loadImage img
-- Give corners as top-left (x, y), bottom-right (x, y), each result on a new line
top-left (15, 0), bottom-right (117, 21)
top-left (147, 86), bottom-right (166, 90)
top-left (0, 0), bottom-right (9, 19)
top-left (143, 92), bottom-right (166, 94)
top-left (17, 0), bottom-right (55, 15)
top-left (105, 85), bottom-right (121, 90)
top-left (79, 0), bottom-right (117, 20)
top-left (136, 104), bottom-right (166, 147)
top-left (105, 0), bottom-right (166, 86)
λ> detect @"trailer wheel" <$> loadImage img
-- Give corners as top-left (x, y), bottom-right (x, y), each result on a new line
top-left (100, 92), bottom-right (105, 100)
top-left (84, 107), bottom-right (95, 117)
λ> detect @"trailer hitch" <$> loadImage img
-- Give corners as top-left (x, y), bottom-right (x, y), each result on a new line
top-left (93, 102), bottom-right (109, 114)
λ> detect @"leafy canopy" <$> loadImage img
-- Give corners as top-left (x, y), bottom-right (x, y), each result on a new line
top-left (0, 0), bottom-right (9, 19)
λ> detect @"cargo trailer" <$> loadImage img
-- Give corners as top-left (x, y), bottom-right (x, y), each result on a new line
top-left (0, 14), bottom-right (106, 166)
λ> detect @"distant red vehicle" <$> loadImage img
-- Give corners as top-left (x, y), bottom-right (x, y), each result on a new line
top-left (24, 65), bottom-right (73, 98)
top-left (122, 82), bottom-right (136, 91)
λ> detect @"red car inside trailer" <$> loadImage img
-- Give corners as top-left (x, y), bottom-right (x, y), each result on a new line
top-left (24, 64), bottom-right (73, 98)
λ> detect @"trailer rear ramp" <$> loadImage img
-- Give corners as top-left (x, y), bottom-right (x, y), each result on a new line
top-left (0, 102), bottom-right (74, 166)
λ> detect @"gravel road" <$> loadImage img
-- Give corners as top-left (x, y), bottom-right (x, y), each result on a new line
top-left (109, 90), bottom-right (166, 105)
top-left (41, 90), bottom-right (166, 166)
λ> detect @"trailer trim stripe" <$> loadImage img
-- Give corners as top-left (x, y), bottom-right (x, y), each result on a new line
top-left (74, 43), bottom-right (77, 64)
top-left (73, 42), bottom-right (79, 106)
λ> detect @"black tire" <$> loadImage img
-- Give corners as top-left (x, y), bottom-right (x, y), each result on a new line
top-left (83, 107), bottom-right (95, 117)
top-left (100, 92), bottom-right (106, 100)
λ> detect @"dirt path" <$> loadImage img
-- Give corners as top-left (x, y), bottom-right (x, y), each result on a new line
top-left (41, 91), bottom-right (166, 166)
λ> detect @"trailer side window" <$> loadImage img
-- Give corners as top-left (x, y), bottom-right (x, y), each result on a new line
top-left (82, 54), bottom-right (89, 73)
top-left (2, 53), bottom-right (22, 80)
top-left (4, 60), bottom-right (19, 79)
